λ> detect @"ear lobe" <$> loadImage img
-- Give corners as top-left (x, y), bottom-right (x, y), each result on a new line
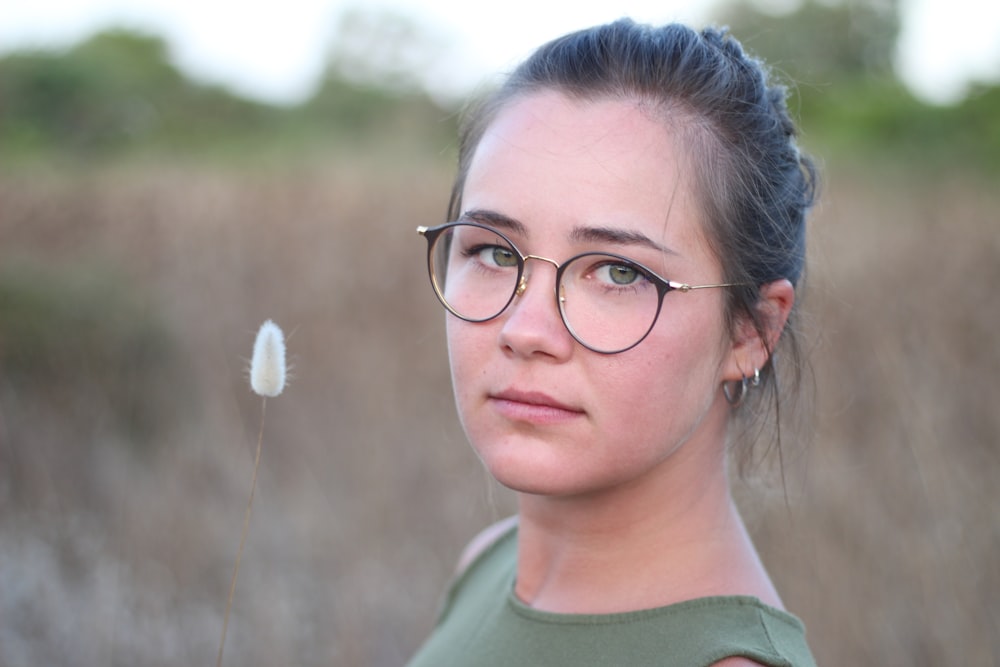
top-left (725, 279), bottom-right (795, 380)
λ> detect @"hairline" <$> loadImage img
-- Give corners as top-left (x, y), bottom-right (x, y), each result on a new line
top-left (451, 85), bottom-right (736, 312)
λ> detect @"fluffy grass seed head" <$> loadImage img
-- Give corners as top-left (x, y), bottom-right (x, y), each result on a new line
top-left (219, 319), bottom-right (287, 667)
top-left (250, 319), bottom-right (286, 397)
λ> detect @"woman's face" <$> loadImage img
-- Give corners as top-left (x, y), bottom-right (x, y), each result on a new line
top-left (447, 91), bottom-right (742, 498)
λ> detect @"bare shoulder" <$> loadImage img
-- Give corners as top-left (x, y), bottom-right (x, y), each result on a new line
top-left (710, 659), bottom-right (767, 667)
top-left (454, 515), bottom-right (519, 576)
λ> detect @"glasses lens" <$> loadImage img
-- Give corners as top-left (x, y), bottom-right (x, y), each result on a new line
top-left (429, 224), bottom-right (521, 321)
top-left (559, 254), bottom-right (662, 353)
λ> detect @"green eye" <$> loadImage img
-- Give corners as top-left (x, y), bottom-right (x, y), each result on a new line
top-left (607, 264), bottom-right (639, 285)
top-left (491, 247), bottom-right (519, 267)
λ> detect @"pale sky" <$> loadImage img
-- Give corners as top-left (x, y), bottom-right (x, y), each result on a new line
top-left (1, 0), bottom-right (998, 106)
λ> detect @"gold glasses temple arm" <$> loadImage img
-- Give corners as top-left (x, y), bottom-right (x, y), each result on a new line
top-left (670, 281), bottom-right (744, 292)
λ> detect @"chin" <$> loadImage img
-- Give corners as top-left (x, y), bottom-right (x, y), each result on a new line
top-left (473, 437), bottom-right (570, 495)
top-left (488, 466), bottom-right (565, 496)
top-left (474, 438), bottom-right (620, 498)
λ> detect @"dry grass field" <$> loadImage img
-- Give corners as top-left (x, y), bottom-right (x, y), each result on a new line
top-left (0, 152), bottom-right (996, 666)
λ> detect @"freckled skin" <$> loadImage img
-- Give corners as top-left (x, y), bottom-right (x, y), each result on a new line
top-left (448, 91), bottom-right (737, 500)
top-left (445, 91), bottom-right (792, 614)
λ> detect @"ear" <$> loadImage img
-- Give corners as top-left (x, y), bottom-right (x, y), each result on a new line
top-left (722, 279), bottom-right (795, 382)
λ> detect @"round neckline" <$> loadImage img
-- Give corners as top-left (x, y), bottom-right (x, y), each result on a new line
top-left (505, 572), bottom-right (804, 629)
top-left (480, 522), bottom-right (804, 629)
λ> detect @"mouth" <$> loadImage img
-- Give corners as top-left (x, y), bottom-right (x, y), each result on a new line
top-left (488, 388), bottom-right (585, 424)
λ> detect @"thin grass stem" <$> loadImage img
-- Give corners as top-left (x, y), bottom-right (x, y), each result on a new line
top-left (216, 397), bottom-right (267, 667)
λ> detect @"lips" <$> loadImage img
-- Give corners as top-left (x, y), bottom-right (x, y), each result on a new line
top-left (489, 388), bottom-right (585, 424)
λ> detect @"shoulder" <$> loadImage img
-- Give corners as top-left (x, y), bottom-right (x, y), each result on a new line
top-left (454, 515), bottom-right (518, 576)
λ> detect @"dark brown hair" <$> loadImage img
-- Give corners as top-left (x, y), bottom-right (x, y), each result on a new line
top-left (447, 19), bottom-right (817, 468)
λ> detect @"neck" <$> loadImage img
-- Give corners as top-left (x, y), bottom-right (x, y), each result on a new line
top-left (514, 430), bottom-right (780, 613)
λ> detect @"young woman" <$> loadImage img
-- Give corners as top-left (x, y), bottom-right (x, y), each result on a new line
top-left (409, 19), bottom-right (817, 667)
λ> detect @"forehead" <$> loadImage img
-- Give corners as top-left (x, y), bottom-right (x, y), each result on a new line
top-left (463, 91), bottom-right (706, 250)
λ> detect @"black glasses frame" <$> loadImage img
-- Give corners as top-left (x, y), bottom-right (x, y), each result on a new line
top-left (417, 222), bottom-right (739, 354)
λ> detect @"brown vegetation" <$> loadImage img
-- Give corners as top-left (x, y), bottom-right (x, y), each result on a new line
top-left (0, 155), bottom-right (996, 666)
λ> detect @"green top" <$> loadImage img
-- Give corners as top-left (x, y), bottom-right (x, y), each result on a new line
top-left (407, 526), bottom-right (816, 667)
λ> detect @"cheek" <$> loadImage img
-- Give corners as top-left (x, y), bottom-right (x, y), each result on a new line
top-left (446, 318), bottom-right (489, 403)
top-left (600, 310), bottom-right (729, 430)
top-left (600, 349), bottom-right (712, 423)
top-left (446, 319), bottom-right (468, 387)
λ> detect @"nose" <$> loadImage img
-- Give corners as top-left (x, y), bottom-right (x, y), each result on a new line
top-left (497, 256), bottom-right (574, 360)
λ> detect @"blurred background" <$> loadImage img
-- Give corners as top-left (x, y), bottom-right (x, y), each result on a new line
top-left (0, 0), bottom-right (997, 665)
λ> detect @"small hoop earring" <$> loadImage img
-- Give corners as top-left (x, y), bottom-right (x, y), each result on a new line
top-left (723, 375), bottom-right (749, 408)
top-left (724, 368), bottom-right (760, 408)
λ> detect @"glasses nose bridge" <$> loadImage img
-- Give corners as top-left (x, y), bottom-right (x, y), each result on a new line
top-left (516, 254), bottom-right (561, 296)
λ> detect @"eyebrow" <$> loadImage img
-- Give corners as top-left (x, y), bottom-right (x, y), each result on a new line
top-left (459, 209), bottom-right (528, 236)
top-left (569, 226), bottom-right (678, 256)
top-left (459, 208), bottom-right (678, 256)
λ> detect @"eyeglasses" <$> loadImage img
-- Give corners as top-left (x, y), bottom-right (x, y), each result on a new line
top-left (417, 222), bottom-right (739, 354)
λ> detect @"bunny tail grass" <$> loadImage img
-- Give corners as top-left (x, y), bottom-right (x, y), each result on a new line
top-left (250, 320), bottom-right (286, 397)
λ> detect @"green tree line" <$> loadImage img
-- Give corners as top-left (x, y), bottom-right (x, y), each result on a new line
top-left (0, 12), bottom-right (456, 161)
top-left (719, 0), bottom-right (1000, 172)
top-left (1, 1), bottom-right (997, 170)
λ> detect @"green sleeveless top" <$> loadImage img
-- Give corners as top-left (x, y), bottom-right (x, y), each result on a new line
top-left (407, 526), bottom-right (816, 667)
